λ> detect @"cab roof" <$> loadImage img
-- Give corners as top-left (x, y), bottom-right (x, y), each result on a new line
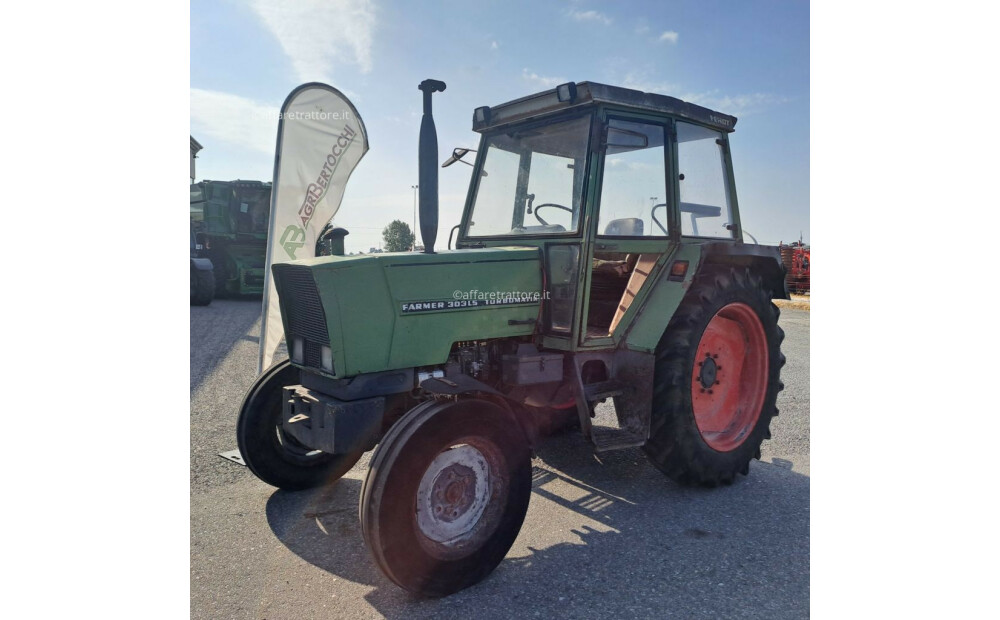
top-left (472, 81), bottom-right (738, 134)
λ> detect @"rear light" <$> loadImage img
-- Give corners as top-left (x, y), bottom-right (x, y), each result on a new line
top-left (668, 260), bottom-right (689, 281)
top-left (291, 337), bottom-right (304, 364)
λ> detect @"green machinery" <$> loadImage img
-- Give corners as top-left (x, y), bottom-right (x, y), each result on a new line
top-left (190, 179), bottom-right (271, 295)
top-left (237, 80), bottom-right (788, 597)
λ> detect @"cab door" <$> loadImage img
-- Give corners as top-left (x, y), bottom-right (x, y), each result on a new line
top-left (580, 113), bottom-right (677, 347)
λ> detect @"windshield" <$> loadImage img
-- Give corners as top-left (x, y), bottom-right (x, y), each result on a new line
top-left (467, 115), bottom-right (590, 237)
top-left (234, 186), bottom-right (271, 234)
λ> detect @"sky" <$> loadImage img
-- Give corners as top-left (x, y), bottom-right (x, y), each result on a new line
top-left (191, 0), bottom-right (809, 254)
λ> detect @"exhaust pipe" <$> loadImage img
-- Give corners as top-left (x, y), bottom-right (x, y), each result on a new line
top-left (418, 79), bottom-right (446, 253)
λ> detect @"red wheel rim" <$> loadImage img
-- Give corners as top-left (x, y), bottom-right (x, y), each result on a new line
top-left (691, 302), bottom-right (768, 452)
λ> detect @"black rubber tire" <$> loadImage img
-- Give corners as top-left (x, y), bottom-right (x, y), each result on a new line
top-left (190, 267), bottom-right (215, 306)
top-left (212, 253), bottom-right (229, 296)
top-left (236, 361), bottom-right (361, 491)
top-left (360, 399), bottom-right (532, 597)
top-left (643, 266), bottom-right (785, 487)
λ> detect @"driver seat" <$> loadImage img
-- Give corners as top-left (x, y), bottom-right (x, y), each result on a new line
top-left (604, 218), bottom-right (643, 236)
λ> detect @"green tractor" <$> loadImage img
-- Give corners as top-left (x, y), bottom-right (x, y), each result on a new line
top-left (237, 80), bottom-right (788, 597)
top-left (189, 179), bottom-right (272, 296)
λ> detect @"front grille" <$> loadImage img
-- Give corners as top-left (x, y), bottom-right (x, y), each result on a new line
top-left (272, 264), bottom-right (331, 370)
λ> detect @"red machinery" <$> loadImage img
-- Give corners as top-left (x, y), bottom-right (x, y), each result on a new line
top-left (780, 241), bottom-right (810, 293)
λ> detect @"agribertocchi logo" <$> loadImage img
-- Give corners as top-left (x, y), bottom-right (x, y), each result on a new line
top-left (278, 123), bottom-right (358, 260)
top-left (297, 124), bottom-right (357, 230)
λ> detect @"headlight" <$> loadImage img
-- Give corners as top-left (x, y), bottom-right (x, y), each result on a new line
top-left (320, 345), bottom-right (333, 374)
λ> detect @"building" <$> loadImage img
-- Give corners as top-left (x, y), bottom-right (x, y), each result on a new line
top-left (190, 136), bottom-right (203, 182)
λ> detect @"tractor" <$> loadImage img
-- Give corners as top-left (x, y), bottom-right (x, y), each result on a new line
top-left (189, 179), bottom-right (272, 296)
top-left (237, 80), bottom-right (788, 597)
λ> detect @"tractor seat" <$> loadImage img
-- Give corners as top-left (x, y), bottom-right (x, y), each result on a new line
top-left (512, 224), bottom-right (566, 234)
top-left (603, 218), bottom-right (644, 236)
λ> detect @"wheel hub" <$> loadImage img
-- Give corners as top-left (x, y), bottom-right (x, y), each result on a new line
top-left (431, 463), bottom-right (477, 523)
top-left (698, 354), bottom-right (718, 389)
top-left (416, 444), bottom-right (494, 544)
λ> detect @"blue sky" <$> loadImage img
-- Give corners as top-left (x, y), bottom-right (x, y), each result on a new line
top-left (191, 0), bottom-right (809, 253)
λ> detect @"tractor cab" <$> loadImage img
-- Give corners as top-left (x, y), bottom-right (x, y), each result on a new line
top-left (450, 82), bottom-right (748, 349)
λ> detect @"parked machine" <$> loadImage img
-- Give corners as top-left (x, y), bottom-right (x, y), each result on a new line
top-left (780, 240), bottom-right (810, 293)
top-left (190, 220), bottom-right (215, 306)
top-left (189, 179), bottom-right (271, 296)
top-left (237, 80), bottom-right (788, 597)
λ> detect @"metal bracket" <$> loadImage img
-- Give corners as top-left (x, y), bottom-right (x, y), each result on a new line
top-left (218, 450), bottom-right (245, 466)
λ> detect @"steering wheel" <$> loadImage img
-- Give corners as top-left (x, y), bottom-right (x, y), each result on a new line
top-left (650, 203), bottom-right (669, 235)
top-left (534, 203), bottom-right (573, 226)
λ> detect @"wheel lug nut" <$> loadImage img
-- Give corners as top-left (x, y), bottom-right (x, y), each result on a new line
top-left (712, 354), bottom-right (718, 359)
top-left (700, 388), bottom-right (705, 393)
top-left (708, 389), bottom-right (713, 394)
top-left (715, 380), bottom-right (720, 385)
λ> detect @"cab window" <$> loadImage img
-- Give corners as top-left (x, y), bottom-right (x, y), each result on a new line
top-left (596, 120), bottom-right (668, 237)
top-left (467, 115), bottom-right (590, 237)
top-left (676, 122), bottom-right (734, 238)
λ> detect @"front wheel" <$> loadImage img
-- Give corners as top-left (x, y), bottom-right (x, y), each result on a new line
top-left (236, 361), bottom-right (360, 491)
top-left (644, 266), bottom-right (785, 486)
top-left (360, 399), bottom-right (532, 597)
top-left (190, 267), bottom-right (214, 306)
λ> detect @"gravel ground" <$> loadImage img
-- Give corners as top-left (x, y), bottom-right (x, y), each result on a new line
top-left (191, 300), bottom-right (809, 619)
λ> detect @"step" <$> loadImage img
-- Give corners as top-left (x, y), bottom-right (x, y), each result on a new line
top-left (591, 426), bottom-right (646, 452)
top-left (584, 380), bottom-right (625, 403)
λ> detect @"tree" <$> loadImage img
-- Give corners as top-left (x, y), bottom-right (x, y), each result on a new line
top-left (382, 219), bottom-right (415, 252)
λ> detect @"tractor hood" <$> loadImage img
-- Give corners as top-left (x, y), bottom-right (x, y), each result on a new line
top-left (271, 246), bottom-right (542, 378)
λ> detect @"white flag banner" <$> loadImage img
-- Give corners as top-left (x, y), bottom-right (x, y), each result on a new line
top-left (259, 83), bottom-right (369, 372)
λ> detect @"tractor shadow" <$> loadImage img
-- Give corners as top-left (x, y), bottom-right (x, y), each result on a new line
top-left (265, 432), bottom-right (810, 619)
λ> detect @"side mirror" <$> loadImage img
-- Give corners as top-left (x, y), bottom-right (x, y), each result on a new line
top-left (442, 147), bottom-right (487, 176)
top-left (441, 148), bottom-right (472, 168)
top-left (442, 147), bottom-right (472, 167)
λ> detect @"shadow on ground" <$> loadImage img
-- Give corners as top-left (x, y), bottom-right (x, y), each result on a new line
top-left (265, 432), bottom-right (809, 619)
top-left (189, 299), bottom-right (262, 395)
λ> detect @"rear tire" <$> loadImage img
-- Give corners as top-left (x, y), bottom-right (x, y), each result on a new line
top-left (236, 361), bottom-right (361, 491)
top-left (643, 266), bottom-right (785, 487)
top-left (360, 399), bottom-right (532, 597)
top-left (190, 267), bottom-right (215, 306)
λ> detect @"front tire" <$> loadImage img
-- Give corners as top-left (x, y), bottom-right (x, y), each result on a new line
top-left (643, 266), bottom-right (785, 487)
top-left (190, 267), bottom-right (214, 306)
top-left (360, 399), bottom-right (532, 597)
top-left (236, 361), bottom-right (360, 491)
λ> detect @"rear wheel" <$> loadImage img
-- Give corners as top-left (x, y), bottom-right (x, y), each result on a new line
top-left (644, 266), bottom-right (784, 486)
top-left (236, 361), bottom-right (361, 491)
top-left (360, 399), bottom-right (532, 597)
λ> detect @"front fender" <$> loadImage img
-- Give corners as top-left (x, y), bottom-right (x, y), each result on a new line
top-left (191, 257), bottom-right (214, 271)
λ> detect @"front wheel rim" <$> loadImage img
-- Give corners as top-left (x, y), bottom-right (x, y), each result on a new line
top-left (414, 439), bottom-right (506, 559)
top-left (691, 302), bottom-right (769, 452)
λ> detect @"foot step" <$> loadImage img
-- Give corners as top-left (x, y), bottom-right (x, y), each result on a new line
top-left (584, 380), bottom-right (625, 403)
top-left (591, 426), bottom-right (645, 452)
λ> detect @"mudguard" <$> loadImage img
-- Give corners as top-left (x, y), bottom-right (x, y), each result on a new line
top-left (191, 257), bottom-right (214, 271)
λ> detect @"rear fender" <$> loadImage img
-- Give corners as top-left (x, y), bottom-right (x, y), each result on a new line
top-left (699, 242), bottom-right (789, 299)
